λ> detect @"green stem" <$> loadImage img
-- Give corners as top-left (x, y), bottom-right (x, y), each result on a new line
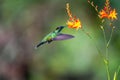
top-left (81, 28), bottom-right (105, 60)
top-left (107, 26), bottom-right (115, 48)
top-left (101, 26), bottom-right (111, 80)
top-left (101, 26), bottom-right (108, 59)
top-left (101, 25), bottom-right (116, 80)
top-left (81, 27), bottom-right (113, 80)
top-left (105, 60), bottom-right (110, 80)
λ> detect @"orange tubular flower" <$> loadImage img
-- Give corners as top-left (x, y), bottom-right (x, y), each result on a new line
top-left (108, 9), bottom-right (117, 20)
top-left (66, 3), bottom-right (82, 30)
top-left (99, 9), bottom-right (109, 19)
top-left (98, 0), bottom-right (117, 20)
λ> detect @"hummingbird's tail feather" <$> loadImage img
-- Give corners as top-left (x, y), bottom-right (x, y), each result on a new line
top-left (34, 41), bottom-right (47, 49)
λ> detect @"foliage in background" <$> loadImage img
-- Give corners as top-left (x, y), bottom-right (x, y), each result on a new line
top-left (0, 0), bottom-right (120, 80)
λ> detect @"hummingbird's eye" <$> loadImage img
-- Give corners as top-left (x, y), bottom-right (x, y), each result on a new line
top-left (56, 27), bottom-right (59, 30)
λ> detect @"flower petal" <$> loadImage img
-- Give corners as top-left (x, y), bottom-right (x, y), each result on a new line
top-left (66, 3), bottom-right (82, 30)
top-left (108, 9), bottom-right (117, 20)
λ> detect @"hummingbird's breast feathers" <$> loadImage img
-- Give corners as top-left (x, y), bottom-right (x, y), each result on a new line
top-left (41, 26), bottom-right (64, 42)
top-left (42, 32), bottom-right (57, 41)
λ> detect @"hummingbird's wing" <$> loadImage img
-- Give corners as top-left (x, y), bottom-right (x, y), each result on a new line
top-left (53, 33), bottom-right (74, 41)
top-left (34, 41), bottom-right (47, 49)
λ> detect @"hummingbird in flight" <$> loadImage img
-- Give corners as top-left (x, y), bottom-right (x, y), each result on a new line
top-left (35, 26), bottom-right (74, 49)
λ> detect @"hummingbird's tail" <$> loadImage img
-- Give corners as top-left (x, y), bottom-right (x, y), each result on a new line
top-left (34, 41), bottom-right (47, 49)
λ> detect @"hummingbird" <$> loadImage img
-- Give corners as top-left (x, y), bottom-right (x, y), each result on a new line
top-left (35, 26), bottom-right (74, 49)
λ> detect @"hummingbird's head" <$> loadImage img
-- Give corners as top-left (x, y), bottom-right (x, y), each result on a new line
top-left (56, 26), bottom-right (64, 32)
top-left (56, 26), bottom-right (64, 30)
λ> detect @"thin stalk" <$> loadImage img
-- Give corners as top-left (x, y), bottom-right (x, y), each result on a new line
top-left (105, 60), bottom-right (111, 80)
top-left (101, 26), bottom-right (111, 80)
top-left (105, 26), bottom-right (114, 80)
top-left (100, 26), bottom-right (108, 59)
top-left (107, 26), bottom-right (115, 48)
top-left (81, 28), bottom-right (105, 60)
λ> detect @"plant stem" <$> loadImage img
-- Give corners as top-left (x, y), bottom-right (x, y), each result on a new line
top-left (81, 28), bottom-right (105, 60)
top-left (104, 59), bottom-right (111, 80)
top-left (101, 26), bottom-right (111, 80)
top-left (101, 26), bottom-right (108, 59)
top-left (107, 26), bottom-right (115, 48)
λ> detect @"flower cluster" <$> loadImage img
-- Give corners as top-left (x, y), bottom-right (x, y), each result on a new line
top-left (98, 0), bottom-right (117, 20)
top-left (66, 3), bottom-right (82, 30)
top-left (88, 0), bottom-right (117, 21)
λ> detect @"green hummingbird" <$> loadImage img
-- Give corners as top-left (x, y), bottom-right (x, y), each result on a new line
top-left (35, 26), bottom-right (74, 49)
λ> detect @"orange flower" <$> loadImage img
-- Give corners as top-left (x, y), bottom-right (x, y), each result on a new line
top-left (99, 9), bottom-right (109, 19)
top-left (66, 3), bottom-right (82, 30)
top-left (67, 18), bottom-right (81, 30)
top-left (98, 0), bottom-right (117, 20)
top-left (108, 9), bottom-right (117, 20)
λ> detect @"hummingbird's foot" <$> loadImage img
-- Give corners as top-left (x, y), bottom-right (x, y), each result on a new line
top-left (48, 39), bottom-right (53, 43)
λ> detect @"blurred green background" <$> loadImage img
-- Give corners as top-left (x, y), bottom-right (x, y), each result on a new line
top-left (0, 0), bottom-right (119, 80)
